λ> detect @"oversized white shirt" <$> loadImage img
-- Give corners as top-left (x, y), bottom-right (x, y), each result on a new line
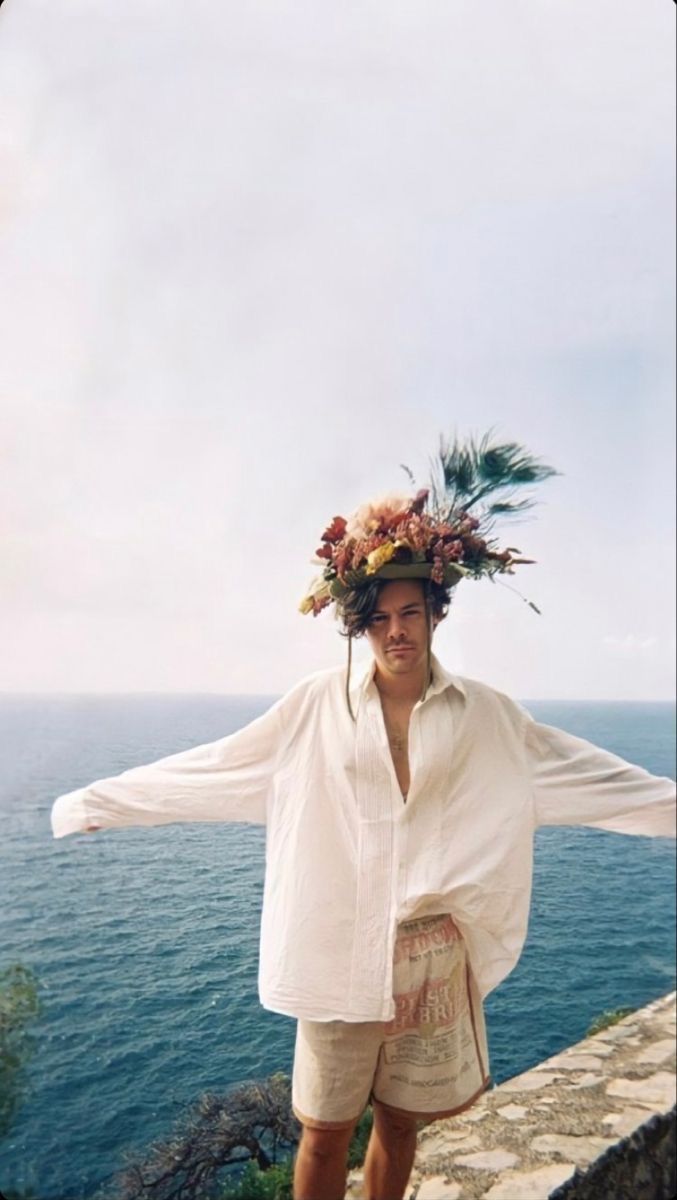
top-left (51, 656), bottom-right (676, 1022)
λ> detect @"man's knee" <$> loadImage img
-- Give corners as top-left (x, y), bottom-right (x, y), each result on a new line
top-left (298, 1121), bottom-right (357, 1162)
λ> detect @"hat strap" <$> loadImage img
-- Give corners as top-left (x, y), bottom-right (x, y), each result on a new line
top-left (422, 597), bottom-right (433, 703)
top-left (346, 634), bottom-right (356, 722)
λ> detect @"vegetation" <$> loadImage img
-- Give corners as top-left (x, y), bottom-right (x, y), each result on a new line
top-left (106, 1076), bottom-right (373, 1200)
top-left (108, 1072), bottom-right (296, 1199)
top-left (215, 1105), bottom-right (373, 1199)
top-left (586, 1005), bottom-right (636, 1036)
top-left (216, 1159), bottom-right (294, 1200)
top-left (346, 1105), bottom-right (373, 1168)
top-left (0, 963), bottom-right (41, 1140)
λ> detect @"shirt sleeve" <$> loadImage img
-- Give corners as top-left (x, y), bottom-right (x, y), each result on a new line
top-left (50, 695), bottom-right (288, 839)
top-left (523, 714), bottom-right (676, 838)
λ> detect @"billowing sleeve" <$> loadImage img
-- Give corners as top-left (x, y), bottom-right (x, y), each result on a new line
top-left (50, 693), bottom-right (290, 839)
top-left (524, 714), bottom-right (676, 838)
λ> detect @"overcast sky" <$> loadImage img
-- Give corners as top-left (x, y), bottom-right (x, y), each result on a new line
top-left (1, 0), bottom-right (675, 700)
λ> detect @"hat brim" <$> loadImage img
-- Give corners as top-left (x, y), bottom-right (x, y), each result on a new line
top-left (328, 561), bottom-right (467, 599)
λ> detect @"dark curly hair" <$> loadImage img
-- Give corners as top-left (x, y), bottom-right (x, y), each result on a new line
top-left (336, 577), bottom-right (454, 638)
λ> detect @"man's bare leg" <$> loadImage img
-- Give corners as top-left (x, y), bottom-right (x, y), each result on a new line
top-left (293, 1122), bottom-right (356, 1200)
top-left (362, 1099), bottom-right (418, 1200)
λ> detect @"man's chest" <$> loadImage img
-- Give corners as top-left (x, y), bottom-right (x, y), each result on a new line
top-left (377, 696), bottom-right (416, 801)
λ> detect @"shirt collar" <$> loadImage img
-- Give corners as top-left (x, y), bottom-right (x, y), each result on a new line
top-left (349, 653), bottom-right (466, 707)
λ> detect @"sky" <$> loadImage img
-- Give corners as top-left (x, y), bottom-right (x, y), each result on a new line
top-left (1, 0), bottom-right (675, 700)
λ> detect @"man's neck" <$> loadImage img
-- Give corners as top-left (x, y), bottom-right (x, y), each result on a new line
top-left (373, 663), bottom-right (430, 705)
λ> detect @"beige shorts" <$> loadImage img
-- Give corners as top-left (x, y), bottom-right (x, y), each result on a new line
top-left (292, 912), bottom-right (491, 1129)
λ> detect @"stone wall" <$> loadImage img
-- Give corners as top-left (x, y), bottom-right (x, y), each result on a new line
top-left (345, 990), bottom-right (676, 1200)
top-left (548, 1104), bottom-right (676, 1200)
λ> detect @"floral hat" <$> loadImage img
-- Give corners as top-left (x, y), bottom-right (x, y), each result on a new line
top-left (300, 430), bottom-right (559, 617)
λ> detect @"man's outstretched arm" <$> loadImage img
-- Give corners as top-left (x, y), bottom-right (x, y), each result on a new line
top-left (50, 696), bottom-right (287, 838)
top-left (524, 715), bottom-right (676, 837)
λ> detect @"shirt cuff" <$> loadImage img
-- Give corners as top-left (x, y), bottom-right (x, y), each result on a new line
top-left (51, 789), bottom-right (92, 839)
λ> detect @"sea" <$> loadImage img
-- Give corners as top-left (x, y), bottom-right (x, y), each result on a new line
top-left (0, 692), bottom-right (675, 1199)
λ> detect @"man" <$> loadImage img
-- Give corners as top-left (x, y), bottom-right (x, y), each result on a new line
top-left (51, 436), bottom-right (676, 1200)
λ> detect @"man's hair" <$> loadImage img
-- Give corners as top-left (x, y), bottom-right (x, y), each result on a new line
top-left (337, 578), bottom-right (454, 639)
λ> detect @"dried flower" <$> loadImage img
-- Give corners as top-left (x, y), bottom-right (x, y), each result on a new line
top-left (321, 516), bottom-right (347, 544)
top-left (365, 542), bottom-right (396, 575)
top-left (345, 492), bottom-right (413, 540)
top-left (298, 431), bottom-right (556, 616)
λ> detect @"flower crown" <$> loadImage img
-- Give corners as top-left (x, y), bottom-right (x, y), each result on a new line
top-left (300, 431), bottom-right (559, 617)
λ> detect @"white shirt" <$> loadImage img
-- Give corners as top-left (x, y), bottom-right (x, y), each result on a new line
top-left (51, 656), bottom-right (676, 1023)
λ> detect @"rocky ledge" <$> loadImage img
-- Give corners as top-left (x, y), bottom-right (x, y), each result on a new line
top-left (346, 990), bottom-right (676, 1200)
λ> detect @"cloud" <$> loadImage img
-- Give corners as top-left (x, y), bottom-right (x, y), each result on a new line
top-left (603, 635), bottom-right (658, 654)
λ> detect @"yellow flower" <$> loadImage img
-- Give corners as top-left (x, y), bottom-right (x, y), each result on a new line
top-left (299, 575), bottom-right (332, 614)
top-left (365, 541), bottom-right (396, 575)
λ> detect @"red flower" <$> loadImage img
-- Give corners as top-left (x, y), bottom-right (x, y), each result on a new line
top-left (320, 516), bottom-right (348, 544)
top-left (315, 544), bottom-right (334, 560)
top-left (333, 543), bottom-right (353, 579)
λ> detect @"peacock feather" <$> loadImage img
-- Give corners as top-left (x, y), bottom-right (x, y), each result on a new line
top-left (426, 427), bottom-right (560, 533)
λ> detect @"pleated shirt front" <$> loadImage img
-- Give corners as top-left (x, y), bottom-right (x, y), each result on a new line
top-left (51, 657), bottom-right (676, 1022)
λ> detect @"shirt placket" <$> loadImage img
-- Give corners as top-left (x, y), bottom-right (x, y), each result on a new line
top-left (397, 699), bottom-right (445, 920)
top-left (396, 807), bottom-right (409, 913)
top-left (395, 702), bottom-right (422, 913)
top-left (347, 691), bottom-right (403, 1019)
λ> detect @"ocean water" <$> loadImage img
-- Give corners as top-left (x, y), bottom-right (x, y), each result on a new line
top-left (0, 692), bottom-right (675, 1199)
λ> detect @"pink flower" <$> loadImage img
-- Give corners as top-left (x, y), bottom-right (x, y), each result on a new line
top-left (345, 492), bottom-right (415, 540)
top-left (431, 557), bottom-right (445, 584)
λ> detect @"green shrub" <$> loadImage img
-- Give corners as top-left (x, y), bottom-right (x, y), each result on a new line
top-left (0, 963), bottom-right (41, 1139)
top-left (219, 1160), bottom-right (294, 1199)
top-left (586, 1005), bottom-right (636, 1036)
top-left (348, 1105), bottom-right (373, 1167)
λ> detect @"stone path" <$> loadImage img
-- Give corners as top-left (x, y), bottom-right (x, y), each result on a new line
top-left (345, 990), bottom-right (676, 1200)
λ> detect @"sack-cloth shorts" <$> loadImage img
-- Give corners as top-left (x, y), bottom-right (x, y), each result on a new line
top-left (292, 912), bottom-right (491, 1129)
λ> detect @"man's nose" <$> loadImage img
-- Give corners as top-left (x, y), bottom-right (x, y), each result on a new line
top-left (387, 615), bottom-right (406, 639)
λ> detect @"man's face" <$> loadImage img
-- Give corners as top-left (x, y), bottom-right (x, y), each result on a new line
top-left (365, 579), bottom-right (437, 681)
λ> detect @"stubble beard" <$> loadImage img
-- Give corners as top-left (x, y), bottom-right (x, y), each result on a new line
top-left (380, 645), bottom-right (426, 680)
